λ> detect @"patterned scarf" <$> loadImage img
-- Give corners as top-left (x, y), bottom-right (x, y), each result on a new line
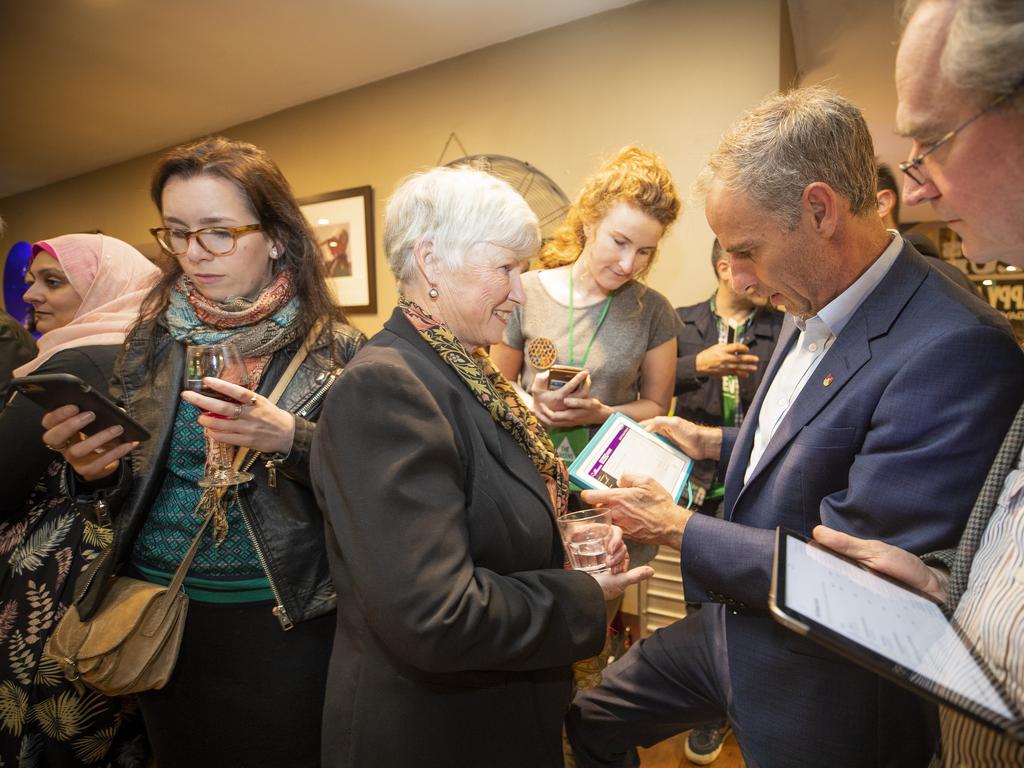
top-left (162, 269), bottom-right (302, 544)
top-left (399, 297), bottom-right (569, 517)
top-left (164, 269), bottom-right (302, 384)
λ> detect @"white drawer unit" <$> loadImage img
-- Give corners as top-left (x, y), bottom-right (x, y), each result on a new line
top-left (638, 545), bottom-right (687, 637)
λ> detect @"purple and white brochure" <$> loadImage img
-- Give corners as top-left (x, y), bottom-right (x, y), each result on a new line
top-left (568, 412), bottom-right (693, 501)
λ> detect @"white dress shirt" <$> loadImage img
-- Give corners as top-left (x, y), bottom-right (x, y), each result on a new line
top-left (744, 233), bottom-right (904, 483)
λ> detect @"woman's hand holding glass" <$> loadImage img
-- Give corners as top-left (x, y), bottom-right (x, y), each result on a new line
top-left (182, 343), bottom-right (254, 487)
top-left (591, 524), bottom-right (653, 601)
top-left (180, 376), bottom-right (296, 455)
top-left (560, 516), bottom-right (653, 601)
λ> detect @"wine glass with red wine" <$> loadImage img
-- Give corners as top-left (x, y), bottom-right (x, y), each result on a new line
top-left (184, 343), bottom-right (254, 487)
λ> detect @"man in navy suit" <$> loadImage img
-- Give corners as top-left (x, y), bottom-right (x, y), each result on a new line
top-left (567, 86), bottom-right (1024, 767)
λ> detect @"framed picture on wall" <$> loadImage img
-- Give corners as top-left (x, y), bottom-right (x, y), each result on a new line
top-left (298, 186), bottom-right (376, 313)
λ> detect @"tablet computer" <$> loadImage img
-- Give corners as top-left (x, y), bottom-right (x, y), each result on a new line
top-left (770, 528), bottom-right (1024, 744)
top-left (567, 412), bottom-right (694, 503)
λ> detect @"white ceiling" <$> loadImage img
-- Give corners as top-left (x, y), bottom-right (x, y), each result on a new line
top-left (1, 0), bottom-right (909, 204)
top-left (0, 0), bottom-right (639, 198)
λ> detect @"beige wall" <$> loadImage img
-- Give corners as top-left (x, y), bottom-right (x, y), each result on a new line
top-left (792, 1), bottom-right (934, 223)
top-left (1, 0), bottom-right (788, 332)
top-left (780, 0), bottom-right (798, 90)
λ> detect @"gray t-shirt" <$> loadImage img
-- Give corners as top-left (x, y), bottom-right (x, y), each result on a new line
top-left (504, 270), bottom-right (680, 407)
top-left (504, 270), bottom-right (679, 569)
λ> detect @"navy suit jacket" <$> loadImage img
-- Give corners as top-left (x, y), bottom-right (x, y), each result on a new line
top-left (679, 244), bottom-right (1024, 765)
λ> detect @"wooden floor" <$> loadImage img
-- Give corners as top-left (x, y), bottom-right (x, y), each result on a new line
top-left (638, 728), bottom-right (745, 768)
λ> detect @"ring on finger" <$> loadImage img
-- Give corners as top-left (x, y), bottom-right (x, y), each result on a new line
top-left (248, 395), bottom-right (257, 407)
top-left (231, 404), bottom-right (243, 420)
top-left (44, 439), bottom-right (72, 452)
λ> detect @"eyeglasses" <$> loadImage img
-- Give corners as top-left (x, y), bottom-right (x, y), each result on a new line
top-left (899, 87), bottom-right (1018, 185)
top-left (149, 224), bottom-right (262, 257)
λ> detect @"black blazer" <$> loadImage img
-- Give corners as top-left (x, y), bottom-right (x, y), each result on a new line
top-left (0, 345), bottom-right (117, 514)
top-left (0, 311), bottom-right (36, 410)
top-left (674, 299), bottom-right (783, 493)
top-left (311, 308), bottom-right (606, 768)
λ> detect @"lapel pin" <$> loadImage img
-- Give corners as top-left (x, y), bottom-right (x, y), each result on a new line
top-left (823, 373), bottom-right (834, 387)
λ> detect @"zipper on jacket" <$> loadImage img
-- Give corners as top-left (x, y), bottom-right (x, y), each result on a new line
top-left (93, 499), bottom-right (111, 527)
top-left (294, 372), bottom-right (337, 418)
top-left (229, 366), bottom-right (340, 630)
top-left (236, 377), bottom-right (333, 478)
top-left (253, 371), bottom-right (337, 491)
top-left (236, 489), bottom-right (293, 630)
top-left (237, 369), bottom-right (337, 481)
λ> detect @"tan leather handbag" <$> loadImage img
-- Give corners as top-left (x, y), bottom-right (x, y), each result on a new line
top-left (44, 327), bottom-right (319, 695)
top-left (44, 508), bottom-right (209, 695)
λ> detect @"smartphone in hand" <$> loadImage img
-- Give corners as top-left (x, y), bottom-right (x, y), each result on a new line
top-left (11, 373), bottom-right (150, 443)
top-left (548, 364), bottom-right (586, 390)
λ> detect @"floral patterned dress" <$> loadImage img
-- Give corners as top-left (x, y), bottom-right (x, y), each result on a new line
top-left (0, 460), bottom-right (149, 767)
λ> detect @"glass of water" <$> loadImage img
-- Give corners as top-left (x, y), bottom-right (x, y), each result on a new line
top-left (557, 508), bottom-right (612, 573)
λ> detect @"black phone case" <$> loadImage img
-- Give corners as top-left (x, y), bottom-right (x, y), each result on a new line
top-left (11, 373), bottom-right (151, 443)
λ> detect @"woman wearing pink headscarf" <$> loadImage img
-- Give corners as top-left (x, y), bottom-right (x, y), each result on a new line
top-left (0, 233), bottom-right (158, 767)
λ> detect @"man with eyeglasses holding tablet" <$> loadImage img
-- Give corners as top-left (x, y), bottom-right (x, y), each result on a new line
top-left (814, 0), bottom-right (1024, 764)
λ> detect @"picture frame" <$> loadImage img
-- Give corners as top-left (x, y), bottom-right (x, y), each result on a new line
top-left (298, 186), bottom-right (377, 313)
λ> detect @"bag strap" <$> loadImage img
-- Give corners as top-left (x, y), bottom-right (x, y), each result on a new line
top-left (140, 500), bottom-right (216, 632)
top-left (166, 322), bottom-right (323, 594)
top-left (165, 503), bottom-right (216, 597)
top-left (233, 321), bottom-right (321, 471)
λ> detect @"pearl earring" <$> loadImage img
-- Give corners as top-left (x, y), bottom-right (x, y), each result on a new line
top-left (428, 287), bottom-right (439, 299)
top-left (270, 246), bottom-right (279, 260)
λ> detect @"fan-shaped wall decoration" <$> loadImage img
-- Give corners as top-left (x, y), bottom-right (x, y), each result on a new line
top-left (445, 155), bottom-right (570, 241)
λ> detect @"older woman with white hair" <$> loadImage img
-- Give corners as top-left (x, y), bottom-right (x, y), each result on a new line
top-left (311, 166), bottom-right (652, 768)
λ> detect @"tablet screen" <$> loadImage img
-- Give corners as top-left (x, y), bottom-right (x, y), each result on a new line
top-left (567, 412), bottom-right (693, 501)
top-left (774, 530), bottom-right (1021, 737)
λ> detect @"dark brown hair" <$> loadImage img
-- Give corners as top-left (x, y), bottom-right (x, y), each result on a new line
top-left (876, 161), bottom-right (901, 225)
top-left (134, 136), bottom-right (345, 359)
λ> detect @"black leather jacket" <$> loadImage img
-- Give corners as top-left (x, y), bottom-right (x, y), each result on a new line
top-left (69, 319), bottom-right (365, 629)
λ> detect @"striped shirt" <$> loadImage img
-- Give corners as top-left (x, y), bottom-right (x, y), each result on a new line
top-left (940, 443), bottom-right (1024, 766)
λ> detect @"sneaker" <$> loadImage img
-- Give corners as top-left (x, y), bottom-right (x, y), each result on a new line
top-left (683, 720), bottom-right (729, 765)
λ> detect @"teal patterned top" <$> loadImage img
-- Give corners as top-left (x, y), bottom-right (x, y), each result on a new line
top-left (131, 401), bottom-right (272, 603)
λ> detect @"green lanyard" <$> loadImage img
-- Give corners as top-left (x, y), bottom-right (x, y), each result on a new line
top-left (709, 293), bottom-right (755, 428)
top-left (568, 268), bottom-right (613, 367)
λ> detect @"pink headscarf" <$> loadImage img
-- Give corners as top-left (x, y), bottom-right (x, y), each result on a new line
top-left (13, 233), bottom-right (161, 376)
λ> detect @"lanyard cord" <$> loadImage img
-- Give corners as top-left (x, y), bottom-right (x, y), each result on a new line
top-left (710, 293), bottom-right (756, 344)
top-left (568, 267), bottom-right (614, 367)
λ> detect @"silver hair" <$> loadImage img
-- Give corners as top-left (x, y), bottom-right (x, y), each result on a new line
top-left (902, 0), bottom-right (1024, 111)
top-left (694, 85), bottom-right (878, 230)
top-left (384, 166), bottom-right (540, 287)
